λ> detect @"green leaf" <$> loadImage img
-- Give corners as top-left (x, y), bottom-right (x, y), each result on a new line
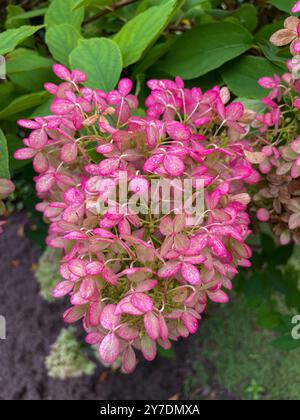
top-left (0, 92), bottom-right (50, 119)
top-left (256, 302), bottom-right (281, 329)
top-left (0, 129), bottom-right (10, 179)
top-left (254, 19), bottom-right (285, 43)
top-left (0, 25), bottom-right (44, 55)
top-left (73, 0), bottom-right (114, 8)
top-left (221, 56), bottom-right (282, 99)
top-left (45, 0), bottom-right (84, 30)
top-left (6, 48), bottom-right (53, 73)
top-left (236, 98), bottom-right (266, 114)
top-left (46, 24), bottom-right (82, 66)
top-left (260, 43), bottom-right (290, 70)
top-left (227, 4), bottom-right (258, 33)
top-left (69, 38), bottom-right (122, 91)
top-left (160, 21), bottom-right (253, 79)
top-left (0, 82), bottom-right (16, 110)
top-left (285, 266), bottom-right (300, 311)
top-left (114, 0), bottom-right (183, 67)
top-left (272, 334), bottom-right (300, 350)
top-left (6, 49), bottom-right (54, 92)
top-left (133, 37), bottom-right (176, 76)
top-left (6, 133), bottom-right (28, 172)
top-left (9, 69), bottom-right (55, 92)
top-left (5, 5), bottom-right (27, 29)
top-left (30, 98), bottom-right (53, 118)
top-left (268, 0), bottom-right (295, 13)
top-left (157, 344), bottom-right (176, 359)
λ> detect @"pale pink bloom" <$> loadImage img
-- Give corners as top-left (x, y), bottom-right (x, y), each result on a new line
top-left (14, 64), bottom-right (258, 373)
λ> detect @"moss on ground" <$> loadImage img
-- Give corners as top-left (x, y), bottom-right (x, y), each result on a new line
top-left (45, 328), bottom-right (96, 380)
top-left (184, 299), bottom-right (300, 400)
top-left (35, 247), bottom-right (63, 302)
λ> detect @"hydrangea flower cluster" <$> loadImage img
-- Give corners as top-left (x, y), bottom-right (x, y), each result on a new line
top-left (15, 64), bottom-right (259, 372)
top-left (251, 8), bottom-right (300, 245)
top-left (0, 178), bottom-right (15, 233)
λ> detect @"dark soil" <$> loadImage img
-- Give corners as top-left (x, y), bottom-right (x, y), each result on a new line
top-left (0, 213), bottom-right (188, 400)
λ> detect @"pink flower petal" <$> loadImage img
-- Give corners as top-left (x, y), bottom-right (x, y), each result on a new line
top-left (99, 333), bottom-right (120, 364)
top-left (63, 305), bottom-right (86, 323)
top-left (163, 155), bottom-right (185, 177)
top-left (36, 173), bottom-right (55, 193)
top-left (181, 262), bottom-right (201, 285)
top-left (141, 335), bottom-right (157, 361)
top-left (88, 301), bottom-right (103, 326)
top-left (80, 277), bottom-right (97, 300)
top-left (207, 289), bottom-right (229, 303)
top-left (129, 177), bottom-right (149, 195)
top-left (60, 142), bottom-right (78, 163)
top-left (117, 324), bottom-right (139, 340)
top-left (118, 78), bottom-right (133, 96)
top-left (158, 314), bottom-right (169, 341)
top-left (28, 129), bottom-right (48, 149)
top-left (158, 261), bottom-right (181, 278)
top-left (100, 304), bottom-right (120, 330)
top-left (131, 293), bottom-right (154, 313)
top-left (122, 346), bottom-right (137, 374)
top-left (159, 216), bottom-right (174, 236)
top-left (143, 154), bottom-right (164, 173)
top-left (14, 148), bottom-right (36, 160)
top-left (68, 259), bottom-right (86, 277)
top-left (166, 122), bottom-right (192, 142)
top-left (208, 236), bottom-right (228, 259)
top-left (86, 261), bottom-right (103, 275)
top-left (98, 158), bottom-right (119, 176)
top-left (52, 64), bottom-right (71, 81)
top-left (182, 312), bottom-right (198, 334)
top-left (144, 312), bottom-right (160, 340)
top-left (52, 281), bottom-right (74, 298)
top-left (292, 1), bottom-right (300, 13)
top-left (33, 152), bottom-right (48, 173)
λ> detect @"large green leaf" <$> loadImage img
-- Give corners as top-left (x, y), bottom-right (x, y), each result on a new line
top-left (0, 92), bottom-right (50, 119)
top-left (69, 38), bottom-right (122, 91)
top-left (7, 8), bottom-right (48, 23)
top-left (45, 0), bottom-right (84, 30)
top-left (221, 55), bottom-right (282, 99)
top-left (114, 0), bottom-right (183, 67)
top-left (0, 83), bottom-right (16, 110)
top-left (0, 25), bottom-right (44, 55)
top-left (227, 4), bottom-right (258, 32)
top-left (5, 49), bottom-right (54, 92)
top-left (268, 0), bottom-right (295, 13)
top-left (6, 48), bottom-right (53, 73)
top-left (0, 129), bottom-right (10, 179)
top-left (5, 5), bottom-right (27, 29)
top-left (160, 21), bottom-right (253, 79)
top-left (46, 24), bottom-right (82, 66)
top-left (73, 0), bottom-right (114, 8)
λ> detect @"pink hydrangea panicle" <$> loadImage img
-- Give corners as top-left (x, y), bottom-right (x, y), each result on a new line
top-left (15, 64), bottom-right (258, 373)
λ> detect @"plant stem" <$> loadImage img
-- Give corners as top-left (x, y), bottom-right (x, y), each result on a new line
top-left (83, 0), bottom-right (138, 26)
